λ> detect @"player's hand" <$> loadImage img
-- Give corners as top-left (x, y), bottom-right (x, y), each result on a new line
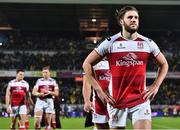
top-left (84, 101), bottom-right (93, 113)
top-left (6, 106), bottom-right (11, 113)
top-left (142, 84), bottom-right (159, 101)
top-left (96, 88), bottom-right (115, 106)
top-left (38, 92), bottom-right (45, 97)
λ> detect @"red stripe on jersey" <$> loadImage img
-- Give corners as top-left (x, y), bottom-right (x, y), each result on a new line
top-left (111, 65), bottom-right (146, 77)
top-left (10, 86), bottom-right (27, 106)
top-left (108, 52), bottom-right (150, 108)
top-left (134, 37), bottom-right (145, 41)
top-left (94, 69), bottom-right (110, 91)
top-left (94, 94), bottom-right (108, 115)
top-left (38, 85), bottom-right (55, 93)
top-left (114, 37), bottom-right (127, 41)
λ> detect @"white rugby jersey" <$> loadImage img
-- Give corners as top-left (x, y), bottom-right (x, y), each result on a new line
top-left (95, 32), bottom-right (160, 108)
top-left (8, 79), bottom-right (29, 106)
top-left (34, 78), bottom-right (58, 99)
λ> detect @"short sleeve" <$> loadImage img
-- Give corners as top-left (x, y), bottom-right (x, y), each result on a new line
top-left (149, 39), bottom-right (160, 57)
top-left (7, 82), bottom-right (11, 90)
top-left (26, 82), bottom-right (29, 91)
top-left (54, 80), bottom-right (59, 90)
top-left (95, 39), bottom-right (111, 57)
top-left (34, 79), bottom-right (39, 89)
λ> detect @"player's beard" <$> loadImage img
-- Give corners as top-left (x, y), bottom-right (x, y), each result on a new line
top-left (124, 22), bottom-right (139, 34)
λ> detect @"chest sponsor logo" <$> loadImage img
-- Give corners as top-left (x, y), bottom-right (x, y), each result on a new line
top-left (116, 53), bottom-right (144, 67)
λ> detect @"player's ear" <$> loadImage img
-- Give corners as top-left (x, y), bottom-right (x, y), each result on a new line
top-left (119, 19), bottom-right (123, 25)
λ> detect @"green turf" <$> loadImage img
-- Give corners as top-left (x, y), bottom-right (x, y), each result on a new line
top-left (0, 117), bottom-right (180, 129)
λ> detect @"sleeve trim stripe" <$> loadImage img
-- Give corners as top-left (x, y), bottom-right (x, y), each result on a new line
top-left (94, 49), bottom-right (104, 58)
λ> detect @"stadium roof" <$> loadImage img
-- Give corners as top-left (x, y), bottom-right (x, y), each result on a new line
top-left (1, 0), bottom-right (180, 5)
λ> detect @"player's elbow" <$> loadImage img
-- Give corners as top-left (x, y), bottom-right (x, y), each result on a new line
top-left (32, 89), bottom-right (37, 96)
top-left (82, 60), bottom-right (91, 73)
top-left (56, 92), bottom-right (59, 97)
top-left (161, 59), bottom-right (169, 71)
top-left (82, 61), bottom-right (87, 71)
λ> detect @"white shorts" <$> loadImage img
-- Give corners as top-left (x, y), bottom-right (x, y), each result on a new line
top-left (10, 105), bottom-right (27, 117)
top-left (92, 112), bottom-right (108, 124)
top-left (34, 98), bottom-right (54, 113)
top-left (108, 100), bottom-right (151, 128)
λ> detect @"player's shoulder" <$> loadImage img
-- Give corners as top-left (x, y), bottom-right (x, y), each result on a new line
top-left (49, 77), bottom-right (56, 82)
top-left (36, 78), bottom-right (44, 82)
top-left (104, 32), bottom-right (122, 43)
top-left (138, 34), bottom-right (155, 43)
top-left (8, 79), bottom-right (16, 84)
top-left (21, 80), bottom-right (29, 85)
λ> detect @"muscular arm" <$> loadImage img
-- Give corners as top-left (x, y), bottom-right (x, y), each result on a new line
top-left (143, 52), bottom-right (169, 100)
top-left (153, 52), bottom-right (169, 87)
top-left (83, 50), bottom-right (103, 92)
top-left (5, 87), bottom-right (11, 113)
top-left (50, 87), bottom-right (59, 97)
top-left (82, 75), bottom-right (92, 112)
top-left (32, 87), bottom-right (44, 97)
top-left (82, 75), bottom-right (92, 103)
top-left (28, 92), bottom-right (34, 106)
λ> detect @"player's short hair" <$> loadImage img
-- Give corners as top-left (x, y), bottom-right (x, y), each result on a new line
top-left (42, 66), bottom-right (50, 71)
top-left (115, 6), bottom-right (138, 23)
top-left (16, 69), bottom-right (24, 74)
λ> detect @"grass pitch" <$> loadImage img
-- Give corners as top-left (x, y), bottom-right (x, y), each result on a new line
top-left (0, 117), bottom-right (180, 129)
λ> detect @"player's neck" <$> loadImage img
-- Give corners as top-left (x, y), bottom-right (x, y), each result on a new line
top-left (44, 77), bottom-right (50, 80)
top-left (15, 78), bottom-right (23, 82)
top-left (121, 31), bottom-right (137, 40)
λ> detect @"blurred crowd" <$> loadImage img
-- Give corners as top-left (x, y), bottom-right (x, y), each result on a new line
top-left (0, 30), bottom-right (179, 71)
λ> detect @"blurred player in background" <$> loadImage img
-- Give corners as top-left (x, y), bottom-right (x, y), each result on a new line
top-left (24, 92), bottom-right (34, 129)
top-left (41, 96), bottom-right (61, 130)
top-left (6, 69), bottom-right (29, 130)
top-left (83, 5), bottom-right (168, 130)
top-left (32, 66), bottom-right (59, 130)
top-left (51, 96), bottom-right (61, 129)
top-left (83, 59), bottom-right (111, 129)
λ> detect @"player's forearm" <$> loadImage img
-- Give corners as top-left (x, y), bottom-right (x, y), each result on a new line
top-left (82, 76), bottom-right (92, 103)
top-left (83, 88), bottom-right (91, 103)
top-left (50, 91), bottom-right (59, 96)
top-left (5, 96), bottom-right (10, 108)
top-left (154, 60), bottom-right (168, 87)
top-left (32, 89), bottom-right (40, 97)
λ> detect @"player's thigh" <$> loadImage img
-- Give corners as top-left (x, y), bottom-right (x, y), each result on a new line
top-left (133, 119), bottom-right (151, 129)
top-left (131, 100), bottom-right (151, 129)
top-left (34, 100), bottom-right (44, 113)
top-left (44, 99), bottom-right (54, 113)
top-left (95, 122), bottom-right (109, 129)
top-left (10, 106), bottom-right (19, 117)
top-left (108, 105), bottom-right (128, 128)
